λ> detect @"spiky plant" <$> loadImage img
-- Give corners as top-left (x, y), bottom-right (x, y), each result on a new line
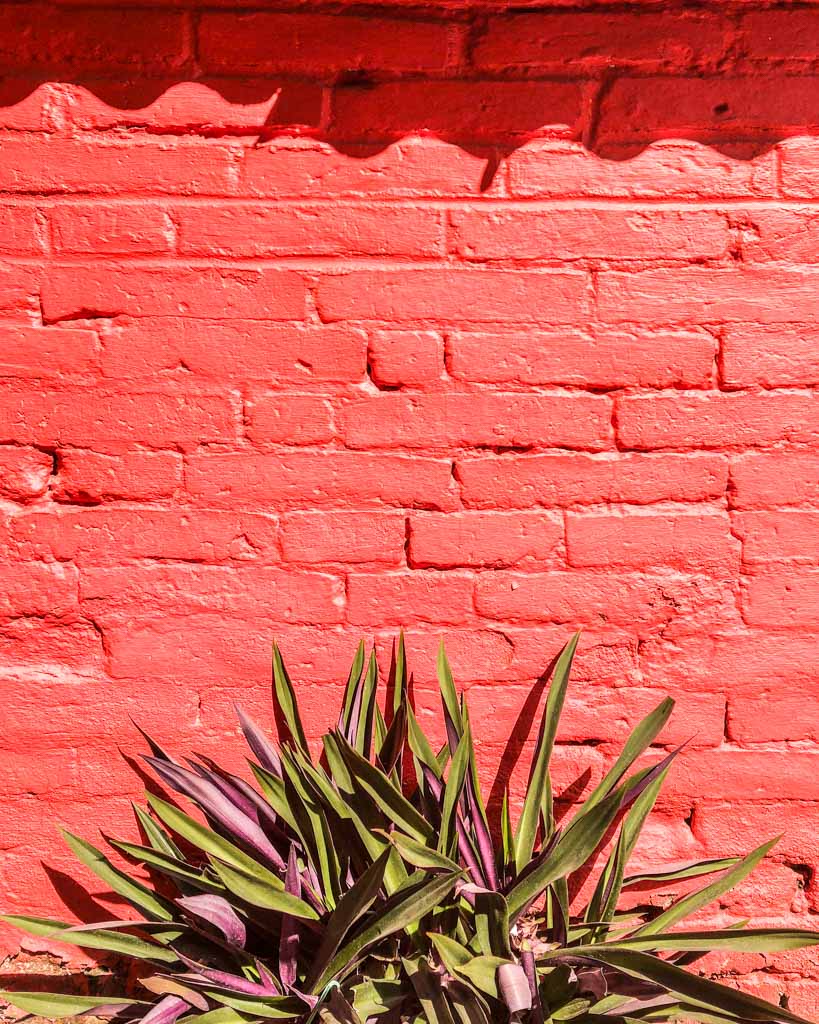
top-left (2, 634), bottom-right (817, 1024)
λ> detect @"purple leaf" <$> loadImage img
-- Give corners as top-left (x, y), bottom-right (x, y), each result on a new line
top-left (187, 759), bottom-right (259, 822)
top-left (464, 774), bottom-right (498, 891)
top-left (279, 846), bottom-right (301, 990)
top-left (422, 765), bottom-right (486, 887)
top-left (139, 996), bottom-right (189, 1024)
top-left (144, 755), bottom-right (285, 871)
top-left (176, 894), bottom-right (246, 948)
top-left (131, 719), bottom-right (178, 764)
top-left (621, 743), bottom-right (686, 810)
top-left (173, 950), bottom-right (279, 997)
top-left (521, 949), bottom-right (543, 1024)
top-left (255, 960), bottom-right (281, 995)
top-left (235, 705), bottom-right (282, 776)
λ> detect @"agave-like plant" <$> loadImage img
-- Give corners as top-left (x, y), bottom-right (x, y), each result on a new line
top-left (2, 634), bottom-right (818, 1024)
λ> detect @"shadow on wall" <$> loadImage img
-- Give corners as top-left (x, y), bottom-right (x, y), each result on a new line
top-left (4, 2), bottom-right (819, 180)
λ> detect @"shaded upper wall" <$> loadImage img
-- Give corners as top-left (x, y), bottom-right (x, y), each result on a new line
top-left (3, 2), bottom-right (819, 164)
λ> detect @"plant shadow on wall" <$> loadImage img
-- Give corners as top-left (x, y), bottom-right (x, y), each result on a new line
top-left (3, 636), bottom-right (819, 1024)
top-left (6, 3), bottom-right (819, 186)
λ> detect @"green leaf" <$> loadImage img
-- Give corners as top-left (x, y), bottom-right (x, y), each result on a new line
top-left (554, 946), bottom-right (813, 1024)
top-left (0, 915), bottom-right (177, 963)
top-left (351, 979), bottom-right (405, 1020)
top-left (280, 747), bottom-right (340, 906)
top-left (336, 731), bottom-right (433, 842)
top-left (382, 832), bottom-right (460, 873)
top-left (596, 929), bottom-right (819, 953)
top-left (429, 933), bottom-right (471, 973)
top-left (273, 641), bottom-right (308, 754)
top-left (306, 849), bottom-right (392, 991)
top-left (515, 632), bottom-right (578, 870)
top-left (205, 991), bottom-right (304, 1019)
top-left (437, 641), bottom-right (463, 751)
top-left (210, 860), bottom-right (318, 919)
top-left (454, 955), bottom-right (509, 1000)
top-left (147, 793), bottom-right (284, 890)
top-left (63, 830), bottom-right (173, 921)
top-left (631, 837), bottom-right (779, 937)
top-left (507, 787), bottom-right (622, 920)
top-left (439, 727), bottom-right (471, 857)
top-left (404, 956), bottom-right (456, 1024)
top-left (623, 857), bottom-right (741, 887)
top-left (582, 697), bottom-right (674, 812)
top-left (474, 891), bottom-right (511, 959)
top-left (134, 803), bottom-right (182, 857)
top-left (109, 837), bottom-right (225, 894)
top-left (340, 640), bottom-right (366, 736)
top-left (311, 870), bottom-right (461, 992)
top-left (0, 992), bottom-right (143, 1018)
top-left (391, 631), bottom-right (407, 720)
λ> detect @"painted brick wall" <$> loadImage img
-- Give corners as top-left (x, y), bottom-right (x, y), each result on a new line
top-left (3, 0), bottom-right (819, 1010)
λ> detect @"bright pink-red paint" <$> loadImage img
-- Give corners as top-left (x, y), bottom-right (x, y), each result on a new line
top-left (2, 1), bottom-right (819, 1011)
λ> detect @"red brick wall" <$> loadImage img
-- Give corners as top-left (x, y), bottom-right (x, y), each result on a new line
top-left (3, 0), bottom-right (819, 1009)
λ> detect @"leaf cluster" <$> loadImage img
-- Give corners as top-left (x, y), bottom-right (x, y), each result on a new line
top-left (3, 634), bottom-right (817, 1024)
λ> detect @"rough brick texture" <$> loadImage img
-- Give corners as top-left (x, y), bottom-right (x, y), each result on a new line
top-left (2, 1), bottom-right (819, 1013)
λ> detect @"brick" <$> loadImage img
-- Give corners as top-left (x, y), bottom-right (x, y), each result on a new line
top-left (695, 802), bottom-right (819, 864)
top-left (728, 689), bottom-right (819, 744)
top-left (9, 509), bottom-right (277, 565)
top-left (733, 511), bottom-right (819, 564)
top-left (641, 633), bottom-right (819, 690)
top-left (50, 204), bottom-right (174, 256)
top-left (781, 140), bottom-right (819, 199)
top-left (618, 392), bottom-right (819, 449)
top-left (722, 325), bottom-right (819, 387)
top-left (0, 263), bottom-right (40, 314)
top-left (743, 569), bottom-right (819, 627)
top-left (0, 137), bottom-right (239, 195)
top-left (318, 268), bottom-right (589, 324)
top-left (663, 749), bottom-right (819, 803)
top-left (346, 571), bottom-right (474, 625)
top-left (507, 139), bottom-right (777, 200)
top-left (331, 80), bottom-right (583, 142)
top-left (81, 566), bottom-right (344, 625)
top-left (246, 393), bottom-right (335, 445)
top-left (185, 451), bottom-right (458, 509)
top-left (473, 11), bottom-right (728, 70)
top-left (475, 570), bottom-right (739, 633)
top-left (343, 393), bottom-right (611, 450)
top-left (41, 265), bottom-right (306, 322)
top-left (0, 385), bottom-right (238, 452)
top-left (448, 329), bottom-right (716, 388)
top-left (408, 512), bottom-right (563, 568)
top-left (0, 562), bottom-right (77, 617)
top-left (280, 511), bottom-right (407, 565)
top-left (177, 202), bottom-right (443, 258)
top-left (458, 452), bottom-right (728, 508)
top-left (99, 318), bottom-right (367, 382)
top-left (369, 331), bottom-right (444, 387)
top-left (240, 138), bottom-right (502, 200)
top-left (598, 267), bottom-right (819, 325)
top-left (0, 447), bottom-right (52, 502)
top-left (0, 203), bottom-right (41, 254)
top-left (596, 76), bottom-right (819, 154)
top-left (450, 207), bottom-right (728, 262)
top-left (740, 9), bottom-right (819, 61)
top-left (731, 452), bottom-right (819, 508)
top-left (466, 683), bottom-right (725, 749)
top-left (734, 207), bottom-right (819, 263)
top-left (0, 325), bottom-right (97, 378)
top-left (0, 4), bottom-right (188, 72)
top-left (54, 450), bottom-right (182, 503)
top-left (566, 511), bottom-right (740, 570)
top-left (0, 618), bottom-right (105, 676)
top-left (199, 12), bottom-right (450, 74)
